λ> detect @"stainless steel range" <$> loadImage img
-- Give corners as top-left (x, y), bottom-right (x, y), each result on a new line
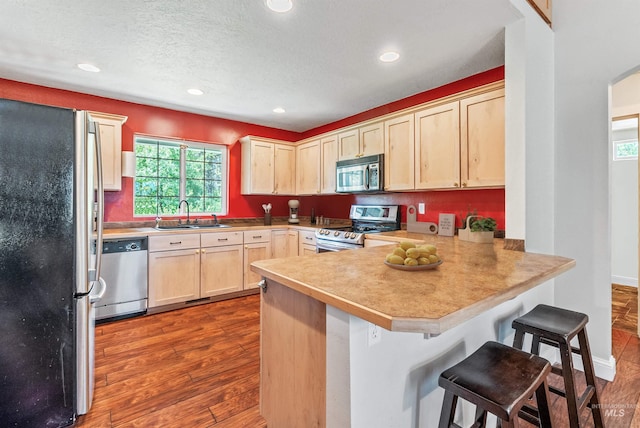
top-left (315, 205), bottom-right (401, 252)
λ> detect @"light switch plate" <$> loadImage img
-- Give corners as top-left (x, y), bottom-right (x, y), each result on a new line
top-left (418, 203), bottom-right (425, 214)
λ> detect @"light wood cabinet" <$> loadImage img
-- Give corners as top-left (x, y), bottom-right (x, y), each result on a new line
top-left (320, 135), bottom-right (338, 194)
top-left (298, 230), bottom-right (317, 255)
top-left (272, 229), bottom-right (300, 258)
top-left (240, 136), bottom-right (295, 195)
top-left (244, 230), bottom-right (272, 289)
top-left (414, 101), bottom-right (461, 189)
top-left (359, 122), bottom-right (385, 157)
top-left (384, 113), bottom-right (415, 191)
top-left (287, 230), bottom-right (299, 257)
top-left (460, 89), bottom-right (505, 188)
top-left (148, 234), bottom-right (201, 307)
top-left (296, 140), bottom-right (321, 195)
top-left (89, 111), bottom-right (127, 191)
top-left (200, 232), bottom-right (244, 297)
top-left (337, 123), bottom-right (384, 160)
top-left (337, 129), bottom-right (359, 160)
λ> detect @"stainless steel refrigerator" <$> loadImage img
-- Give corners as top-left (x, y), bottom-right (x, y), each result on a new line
top-left (0, 99), bottom-right (106, 426)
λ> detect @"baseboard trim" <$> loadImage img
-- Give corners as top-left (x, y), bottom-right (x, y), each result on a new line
top-left (572, 354), bottom-right (617, 382)
top-left (611, 276), bottom-right (638, 287)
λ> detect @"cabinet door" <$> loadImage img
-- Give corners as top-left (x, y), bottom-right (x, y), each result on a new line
top-left (299, 244), bottom-right (317, 256)
top-left (148, 249), bottom-right (200, 307)
top-left (244, 242), bottom-right (272, 289)
top-left (460, 89), bottom-right (505, 188)
top-left (337, 129), bottom-right (360, 160)
top-left (271, 229), bottom-right (289, 259)
top-left (287, 230), bottom-right (299, 257)
top-left (320, 135), bottom-right (338, 194)
top-left (296, 140), bottom-right (320, 195)
top-left (298, 230), bottom-right (317, 253)
top-left (274, 144), bottom-right (296, 194)
top-left (384, 114), bottom-right (415, 191)
top-left (200, 245), bottom-right (243, 297)
top-left (360, 122), bottom-right (384, 156)
top-left (89, 111), bottom-right (127, 191)
top-left (249, 139), bottom-right (276, 194)
top-left (415, 101), bottom-right (461, 189)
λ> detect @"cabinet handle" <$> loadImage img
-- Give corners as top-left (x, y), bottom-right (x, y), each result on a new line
top-left (462, 182), bottom-right (467, 188)
top-left (253, 235), bottom-right (262, 239)
top-left (200, 249), bottom-right (205, 254)
top-left (170, 241), bottom-right (182, 245)
top-left (196, 249), bottom-right (200, 254)
top-left (218, 238), bottom-right (228, 241)
top-left (305, 236), bottom-right (313, 241)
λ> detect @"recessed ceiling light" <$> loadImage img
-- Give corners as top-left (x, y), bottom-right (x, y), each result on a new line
top-left (266, 0), bottom-right (292, 13)
top-left (379, 51), bottom-right (400, 63)
top-left (77, 63), bottom-right (100, 73)
top-left (187, 88), bottom-right (204, 96)
top-left (273, 107), bottom-right (286, 113)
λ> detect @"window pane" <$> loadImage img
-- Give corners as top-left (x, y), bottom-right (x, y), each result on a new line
top-left (134, 137), bottom-right (227, 216)
top-left (615, 140), bottom-right (638, 159)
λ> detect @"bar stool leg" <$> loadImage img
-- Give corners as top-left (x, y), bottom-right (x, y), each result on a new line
top-left (513, 329), bottom-right (525, 349)
top-left (534, 379), bottom-right (553, 428)
top-left (557, 340), bottom-right (580, 428)
top-left (474, 407), bottom-right (488, 427)
top-left (438, 390), bottom-right (458, 428)
top-left (577, 329), bottom-right (604, 428)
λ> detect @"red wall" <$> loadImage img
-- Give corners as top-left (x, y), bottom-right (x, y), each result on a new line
top-left (1, 67), bottom-right (505, 229)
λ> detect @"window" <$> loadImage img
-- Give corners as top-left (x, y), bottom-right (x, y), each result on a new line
top-left (134, 136), bottom-right (228, 217)
top-left (612, 117), bottom-right (639, 160)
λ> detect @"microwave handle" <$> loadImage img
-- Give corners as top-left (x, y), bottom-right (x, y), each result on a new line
top-left (364, 165), bottom-right (370, 190)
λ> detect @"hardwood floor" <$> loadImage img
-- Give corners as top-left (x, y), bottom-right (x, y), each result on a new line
top-left (75, 295), bottom-right (266, 428)
top-left (612, 283), bottom-right (638, 336)
top-left (76, 288), bottom-right (640, 428)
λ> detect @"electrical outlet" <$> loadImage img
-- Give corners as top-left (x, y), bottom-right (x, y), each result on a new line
top-left (418, 203), bottom-right (425, 214)
top-left (368, 323), bottom-right (382, 346)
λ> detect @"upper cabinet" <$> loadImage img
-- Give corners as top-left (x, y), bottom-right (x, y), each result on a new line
top-left (460, 88), bottom-right (505, 188)
top-left (89, 111), bottom-right (127, 191)
top-left (241, 136), bottom-right (296, 195)
top-left (384, 114), bottom-right (415, 191)
top-left (414, 101), bottom-right (461, 189)
top-left (240, 82), bottom-right (504, 197)
top-left (337, 122), bottom-right (384, 160)
top-left (296, 139), bottom-right (321, 195)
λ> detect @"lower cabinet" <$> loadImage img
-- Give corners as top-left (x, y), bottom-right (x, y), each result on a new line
top-left (287, 230), bottom-right (299, 257)
top-left (149, 232), bottom-right (245, 308)
top-left (244, 230), bottom-right (272, 289)
top-left (148, 234), bottom-right (201, 307)
top-left (273, 228), bottom-right (300, 258)
top-left (201, 232), bottom-right (244, 297)
top-left (298, 230), bottom-right (317, 255)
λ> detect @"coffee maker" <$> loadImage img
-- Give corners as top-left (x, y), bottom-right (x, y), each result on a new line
top-left (288, 199), bottom-right (300, 224)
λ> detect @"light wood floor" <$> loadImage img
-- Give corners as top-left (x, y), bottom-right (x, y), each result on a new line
top-left (76, 288), bottom-right (640, 428)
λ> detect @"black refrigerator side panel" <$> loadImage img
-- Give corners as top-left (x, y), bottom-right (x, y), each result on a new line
top-left (0, 99), bottom-right (76, 427)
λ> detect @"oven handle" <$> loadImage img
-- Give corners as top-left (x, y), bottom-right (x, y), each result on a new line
top-left (316, 241), bottom-right (361, 252)
top-left (364, 165), bottom-right (370, 190)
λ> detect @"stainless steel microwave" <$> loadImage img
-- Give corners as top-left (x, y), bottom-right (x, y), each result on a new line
top-left (335, 154), bottom-right (384, 193)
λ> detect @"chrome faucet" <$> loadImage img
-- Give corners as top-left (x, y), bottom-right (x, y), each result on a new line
top-left (178, 199), bottom-right (190, 225)
top-left (212, 214), bottom-right (219, 225)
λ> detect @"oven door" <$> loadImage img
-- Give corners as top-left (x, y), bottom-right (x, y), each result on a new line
top-left (316, 239), bottom-right (362, 253)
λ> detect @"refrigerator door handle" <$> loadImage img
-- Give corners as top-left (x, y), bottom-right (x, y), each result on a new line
top-left (90, 277), bottom-right (107, 303)
top-left (91, 120), bottom-right (105, 284)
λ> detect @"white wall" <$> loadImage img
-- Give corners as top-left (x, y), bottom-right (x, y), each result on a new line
top-left (551, 0), bottom-right (640, 365)
top-left (611, 76), bottom-right (640, 287)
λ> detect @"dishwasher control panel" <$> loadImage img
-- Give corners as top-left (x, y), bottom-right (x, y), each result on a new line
top-left (102, 238), bottom-right (148, 253)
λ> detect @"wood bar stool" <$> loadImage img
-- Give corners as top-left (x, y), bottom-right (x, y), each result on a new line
top-left (438, 341), bottom-right (553, 428)
top-left (512, 304), bottom-right (604, 428)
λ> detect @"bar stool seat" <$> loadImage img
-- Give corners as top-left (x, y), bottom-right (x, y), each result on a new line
top-left (438, 341), bottom-right (553, 428)
top-left (512, 304), bottom-right (604, 428)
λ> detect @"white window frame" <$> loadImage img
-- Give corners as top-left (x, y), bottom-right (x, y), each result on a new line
top-left (133, 135), bottom-right (229, 217)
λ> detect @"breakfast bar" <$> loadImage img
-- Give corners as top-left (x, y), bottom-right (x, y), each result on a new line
top-left (251, 236), bottom-right (575, 427)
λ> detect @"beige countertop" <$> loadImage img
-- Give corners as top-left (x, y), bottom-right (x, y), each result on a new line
top-left (251, 236), bottom-right (575, 334)
top-left (102, 221), bottom-right (341, 239)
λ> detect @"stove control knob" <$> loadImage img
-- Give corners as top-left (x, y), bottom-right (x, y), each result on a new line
top-left (324, 230), bottom-right (330, 235)
top-left (350, 234), bottom-right (357, 239)
top-left (334, 231), bottom-right (341, 237)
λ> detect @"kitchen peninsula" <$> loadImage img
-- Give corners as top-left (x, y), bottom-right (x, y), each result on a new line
top-left (251, 236), bottom-right (575, 427)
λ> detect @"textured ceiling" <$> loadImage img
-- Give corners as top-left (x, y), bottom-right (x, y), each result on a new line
top-left (0, 0), bottom-right (521, 132)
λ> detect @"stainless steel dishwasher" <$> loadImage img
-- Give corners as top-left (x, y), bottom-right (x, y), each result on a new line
top-left (96, 237), bottom-right (148, 322)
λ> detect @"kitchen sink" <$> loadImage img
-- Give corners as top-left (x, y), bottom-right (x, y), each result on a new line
top-left (155, 223), bottom-right (231, 230)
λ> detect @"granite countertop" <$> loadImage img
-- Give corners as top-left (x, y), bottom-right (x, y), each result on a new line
top-left (250, 236), bottom-right (575, 334)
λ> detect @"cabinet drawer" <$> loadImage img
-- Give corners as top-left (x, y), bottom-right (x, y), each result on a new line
top-left (299, 230), bottom-right (317, 246)
top-left (201, 231), bottom-right (243, 247)
top-left (149, 234), bottom-right (200, 252)
top-left (243, 230), bottom-right (272, 244)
